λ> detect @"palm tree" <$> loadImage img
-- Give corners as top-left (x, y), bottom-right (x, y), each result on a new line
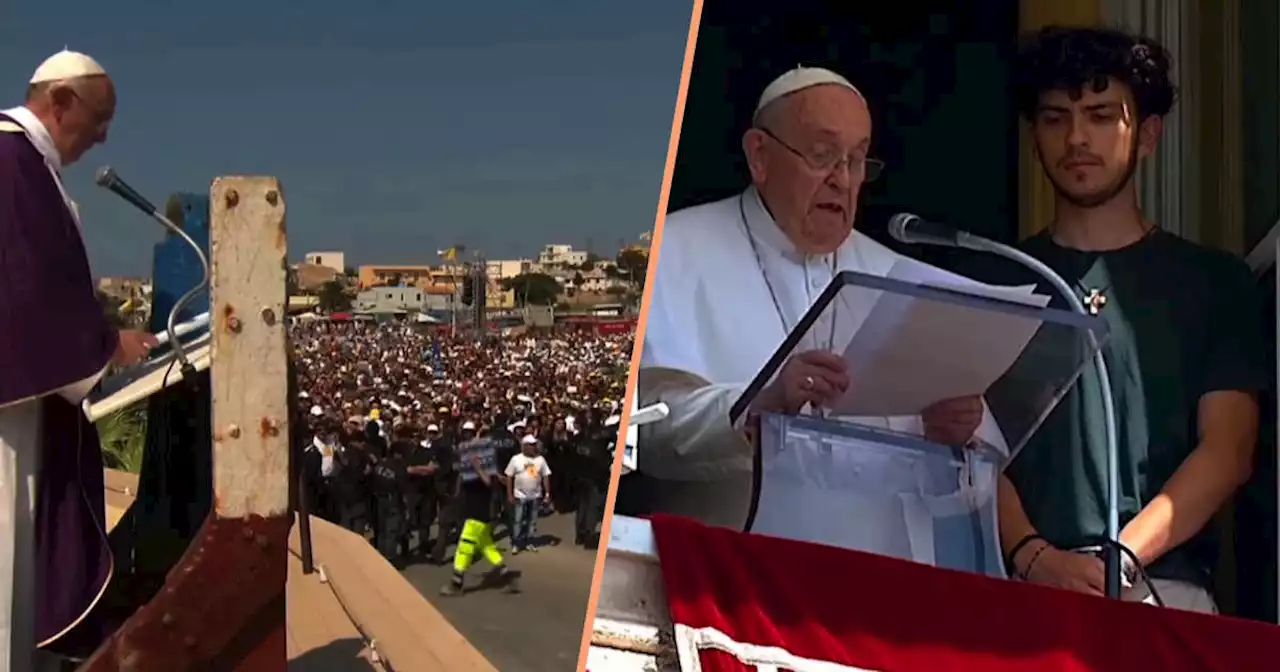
top-left (97, 403), bottom-right (148, 473)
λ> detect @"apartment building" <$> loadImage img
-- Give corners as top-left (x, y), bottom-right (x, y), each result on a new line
top-left (304, 251), bottom-right (346, 274)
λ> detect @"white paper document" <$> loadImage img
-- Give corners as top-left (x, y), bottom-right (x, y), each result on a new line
top-left (831, 258), bottom-right (1052, 416)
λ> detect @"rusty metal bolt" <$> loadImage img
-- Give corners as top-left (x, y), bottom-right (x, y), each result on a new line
top-left (225, 190), bottom-right (239, 208)
top-left (228, 424), bottom-right (241, 439)
top-left (260, 307), bottom-right (277, 326)
top-left (265, 419), bottom-right (280, 437)
top-left (161, 612), bottom-right (176, 627)
top-left (227, 316), bottom-right (243, 333)
top-left (266, 190), bottom-right (279, 206)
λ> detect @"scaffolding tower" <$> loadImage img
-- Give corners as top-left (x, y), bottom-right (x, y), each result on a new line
top-left (468, 255), bottom-right (488, 339)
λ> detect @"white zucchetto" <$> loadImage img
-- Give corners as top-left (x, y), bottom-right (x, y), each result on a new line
top-left (29, 50), bottom-right (107, 84)
top-left (754, 65), bottom-right (862, 121)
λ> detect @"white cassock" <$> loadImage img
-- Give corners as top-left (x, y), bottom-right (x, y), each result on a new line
top-left (637, 187), bottom-right (1007, 566)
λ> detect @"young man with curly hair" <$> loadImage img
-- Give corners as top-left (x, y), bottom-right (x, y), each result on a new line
top-left (989, 26), bottom-right (1267, 614)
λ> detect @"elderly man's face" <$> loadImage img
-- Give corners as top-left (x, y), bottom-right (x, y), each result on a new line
top-left (46, 76), bottom-right (116, 165)
top-left (744, 84), bottom-right (873, 255)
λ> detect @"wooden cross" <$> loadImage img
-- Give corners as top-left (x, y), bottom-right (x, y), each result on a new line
top-left (1083, 288), bottom-right (1108, 316)
top-left (79, 176), bottom-right (291, 670)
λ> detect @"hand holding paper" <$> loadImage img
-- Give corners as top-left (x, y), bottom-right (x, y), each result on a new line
top-left (921, 395), bottom-right (984, 446)
top-left (750, 350), bottom-right (850, 415)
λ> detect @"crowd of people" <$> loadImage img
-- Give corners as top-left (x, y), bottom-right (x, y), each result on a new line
top-left (291, 319), bottom-right (630, 594)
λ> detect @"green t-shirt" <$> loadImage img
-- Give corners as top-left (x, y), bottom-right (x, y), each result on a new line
top-left (968, 230), bottom-right (1267, 589)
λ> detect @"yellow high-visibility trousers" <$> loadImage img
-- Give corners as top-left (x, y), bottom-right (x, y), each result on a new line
top-left (453, 518), bottom-right (504, 574)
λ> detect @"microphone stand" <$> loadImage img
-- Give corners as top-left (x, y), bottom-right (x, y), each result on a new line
top-left (95, 167), bottom-right (210, 383)
top-left (897, 223), bottom-right (1123, 600)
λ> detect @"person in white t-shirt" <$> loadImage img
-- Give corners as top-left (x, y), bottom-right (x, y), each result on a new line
top-left (505, 434), bottom-right (552, 553)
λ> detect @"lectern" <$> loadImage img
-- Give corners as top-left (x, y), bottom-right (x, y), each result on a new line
top-left (732, 269), bottom-right (1110, 578)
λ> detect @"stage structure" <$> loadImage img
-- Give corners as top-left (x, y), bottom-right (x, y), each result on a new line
top-left (64, 175), bottom-right (294, 670)
top-left (469, 255), bottom-right (489, 339)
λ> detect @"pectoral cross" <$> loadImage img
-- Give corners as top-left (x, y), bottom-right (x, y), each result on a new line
top-left (1083, 288), bottom-right (1107, 316)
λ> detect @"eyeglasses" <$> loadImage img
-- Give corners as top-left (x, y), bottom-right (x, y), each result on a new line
top-left (757, 127), bottom-right (884, 183)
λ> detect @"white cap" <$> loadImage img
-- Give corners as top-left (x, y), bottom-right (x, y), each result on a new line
top-left (30, 50), bottom-right (107, 84)
top-left (754, 66), bottom-right (862, 121)
top-left (462, 420), bottom-right (476, 431)
top-left (310, 405), bottom-right (324, 417)
top-left (521, 434), bottom-right (538, 445)
top-left (427, 424), bottom-right (440, 433)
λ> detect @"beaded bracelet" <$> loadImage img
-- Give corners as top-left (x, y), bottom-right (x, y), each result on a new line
top-left (1005, 533), bottom-right (1044, 572)
top-left (1020, 543), bottom-right (1050, 581)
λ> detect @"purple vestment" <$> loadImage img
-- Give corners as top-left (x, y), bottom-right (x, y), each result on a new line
top-left (0, 112), bottom-right (117, 649)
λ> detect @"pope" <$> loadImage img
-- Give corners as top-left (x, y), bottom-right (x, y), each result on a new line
top-left (0, 50), bottom-right (158, 669)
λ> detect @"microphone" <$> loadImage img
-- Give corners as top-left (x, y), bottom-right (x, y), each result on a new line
top-left (887, 212), bottom-right (974, 249)
top-left (888, 210), bottom-right (1124, 601)
top-left (94, 166), bottom-right (211, 386)
top-left (95, 166), bottom-right (159, 217)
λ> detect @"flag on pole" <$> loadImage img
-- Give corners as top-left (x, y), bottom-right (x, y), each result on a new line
top-left (438, 245), bottom-right (467, 262)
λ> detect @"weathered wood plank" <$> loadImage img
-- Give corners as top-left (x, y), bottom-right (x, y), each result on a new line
top-left (209, 177), bottom-right (290, 518)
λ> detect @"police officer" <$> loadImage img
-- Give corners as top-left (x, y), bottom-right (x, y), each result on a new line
top-left (543, 417), bottom-right (574, 512)
top-left (486, 413), bottom-right (520, 528)
top-left (300, 421), bottom-right (328, 523)
top-left (331, 434), bottom-right (371, 535)
top-left (574, 410), bottom-right (615, 547)
top-left (428, 419), bottom-right (469, 566)
top-left (363, 417), bottom-right (389, 549)
top-left (404, 423), bottom-right (441, 557)
top-left (371, 428), bottom-right (411, 565)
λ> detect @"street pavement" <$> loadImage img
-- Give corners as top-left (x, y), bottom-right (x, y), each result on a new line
top-left (400, 510), bottom-right (601, 672)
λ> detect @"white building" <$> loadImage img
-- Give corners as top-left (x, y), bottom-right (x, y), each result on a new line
top-left (576, 269), bottom-right (622, 293)
top-left (305, 251), bottom-right (346, 274)
top-left (538, 244), bottom-right (588, 268)
top-left (355, 286), bottom-right (424, 314)
top-left (486, 259), bottom-right (534, 280)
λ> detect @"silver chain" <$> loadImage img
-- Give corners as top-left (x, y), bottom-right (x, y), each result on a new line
top-left (738, 193), bottom-right (839, 353)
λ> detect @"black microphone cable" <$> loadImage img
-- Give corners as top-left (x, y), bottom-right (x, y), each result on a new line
top-left (1072, 538), bottom-right (1166, 608)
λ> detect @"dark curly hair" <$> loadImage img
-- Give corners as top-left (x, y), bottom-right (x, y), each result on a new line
top-left (1013, 26), bottom-right (1177, 121)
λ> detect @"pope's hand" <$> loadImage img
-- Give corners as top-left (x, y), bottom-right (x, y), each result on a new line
top-left (922, 395), bottom-right (983, 446)
top-left (112, 329), bottom-right (159, 366)
top-left (751, 350), bottom-right (849, 415)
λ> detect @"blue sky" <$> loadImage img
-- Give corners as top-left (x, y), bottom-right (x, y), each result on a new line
top-left (1, 1), bottom-right (692, 276)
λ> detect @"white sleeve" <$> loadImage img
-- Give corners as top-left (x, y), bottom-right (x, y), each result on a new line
top-left (630, 219), bottom-right (757, 481)
top-left (60, 360), bottom-right (111, 405)
top-left (635, 368), bottom-right (754, 482)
